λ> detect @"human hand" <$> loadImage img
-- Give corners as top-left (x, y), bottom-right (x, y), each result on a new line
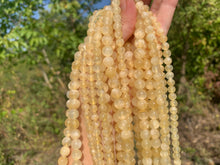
top-left (121, 0), bottom-right (179, 41)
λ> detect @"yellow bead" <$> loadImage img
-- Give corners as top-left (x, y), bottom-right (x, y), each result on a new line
top-left (62, 137), bottom-right (71, 146)
top-left (134, 29), bottom-right (145, 39)
top-left (137, 111), bottom-right (148, 120)
top-left (146, 33), bottom-right (155, 42)
top-left (66, 109), bottom-right (79, 119)
top-left (70, 129), bottom-right (80, 139)
top-left (72, 149), bottom-right (82, 160)
top-left (66, 99), bottom-right (80, 109)
top-left (68, 81), bottom-right (80, 90)
top-left (66, 90), bottom-right (79, 99)
top-left (58, 156), bottom-right (68, 165)
top-left (134, 79), bottom-right (145, 89)
top-left (102, 35), bottom-right (113, 45)
top-left (150, 120), bottom-right (160, 129)
top-left (105, 67), bottom-right (116, 78)
top-left (141, 139), bottom-right (151, 149)
top-left (142, 158), bottom-right (152, 165)
top-left (72, 160), bottom-right (82, 165)
top-left (137, 99), bottom-right (148, 109)
top-left (114, 99), bottom-right (125, 109)
top-left (150, 129), bottom-right (160, 139)
top-left (151, 139), bottom-right (161, 149)
top-left (60, 146), bottom-right (70, 157)
top-left (140, 130), bottom-right (150, 139)
top-left (103, 57), bottom-right (114, 67)
top-left (71, 139), bottom-right (82, 149)
top-left (102, 46), bottom-right (113, 56)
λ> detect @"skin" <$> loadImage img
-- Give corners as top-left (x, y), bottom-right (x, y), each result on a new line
top-left (68, 0), bottom-right (178, 164)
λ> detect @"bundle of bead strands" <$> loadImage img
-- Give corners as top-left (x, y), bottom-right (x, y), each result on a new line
top-left (58, 0), bottom-right (181, 164)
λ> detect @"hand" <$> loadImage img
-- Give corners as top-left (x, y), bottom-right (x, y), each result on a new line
top-left (121, 0), bottom-right (179, 41)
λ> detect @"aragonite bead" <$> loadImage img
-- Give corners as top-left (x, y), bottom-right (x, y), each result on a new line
top-left (66, 99), bottom-right (80, 109)
top-left (58, 156), bottom-right (68, 165)
top-left (72, 149), bottom-right (82, 160)
top-left (70, 129), bottom-right (80, 139)
top-left (102, 46), bottom-right (113, 56)
top-left (60, 146), bottom-right (70, 157)
top-left (62, 137), bottom-right (71, 146)
top-left (66, 109), bottom-right (79, 119)
top-left (72, 160), bottom-right (82, 165)
top-left (142, 157), bottom-right (152, 165)
top-left (71, 139), bottom-right (82, 149)
top-left (103, 57), bottom-right (114, 67)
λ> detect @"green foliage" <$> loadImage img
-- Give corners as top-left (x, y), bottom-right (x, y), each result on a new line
top-left (169, 0), bottom-right (220, 86)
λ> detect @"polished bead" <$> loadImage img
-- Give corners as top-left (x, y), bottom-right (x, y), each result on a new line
top-left (134, 79), bottom-right (145, 89)
top-left (66, 109), bottom-right (79, 119)
top-left (62, 137), bottom-right (71, 146)
top-left (71, 139), bottom-right (82, 149)
top-left (102, 46), bottom-right (113, 56)
top-left (72, 149), bottom-right (82, 160)
top-left (72, 160), bottom-right (82, 165)
top-left (151, 139), bottom-right (161, 148)
top-left (67, 90), bottom-right (79, 99)
top-left (70, 129), bottom-right (80, 139)
top-left (142, 158), bottom-right (152, 165)
top-left (68, 81), bottom-right (80, 90)
top-left (60, 146), bottom-right (70, 157)
top-left (140, 130), bottom-right (150, 139)
top-left (135, 29), bottom-right (145, 39)
top-left (103, 57), bottom-right (114, 67)
top-left (58, 157), bottom-right (68, 165)
top-left (66, 99), bottom-right (80, 109)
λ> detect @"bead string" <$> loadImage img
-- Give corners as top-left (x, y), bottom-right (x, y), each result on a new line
top-left (58, 1), bottom-right (181, 165)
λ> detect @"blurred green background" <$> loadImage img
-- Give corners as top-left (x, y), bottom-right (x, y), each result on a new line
top-left (0, 0), bottom-right (219, 164)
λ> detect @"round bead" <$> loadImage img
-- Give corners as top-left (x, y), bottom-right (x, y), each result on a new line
top-left (68, 81), bottom-right (80, 90)
top-left (102, 46), bottom-right (113, 56)
top-left (72, 160), bottom-right (82, 165)
top-left (134, 79), bottom-right (145, 89)
top-left (103, 57), bottom-right (114, 67)
top-left (140, 130), bottom-right (150, 139)
top-left (114, 99), bottom-right (125, 109)
top-left (71, 139), bottom-right (82, 149)
top-left (58, 156), bottom-right (68, 165)
top-left (102, 36), bottom-right (113, 45)
top-left (67, 90), bottom-right (79, 99)
top-left (142, 158), bottom-right (152, 165)
top-left (66, 109), bottom-right (79, 119)
top-left (151, 139), bottom-right (161, 148)
top-left (134, 29), bottom-right (145, 39)
top-left (60, 146), bottom-right (70, 157)
top-left (150, 120), bottom-right (160, 129)
top-left (70, 129), bottom-right (80, 139)
top-left (111, 88), bottom-right (122, 99)
top-left (72, 149), bottom-right (82, 160)
top-left (62, 137), bottom-right (71, 146)
top-left (142, 139), bottom-right (151, 149)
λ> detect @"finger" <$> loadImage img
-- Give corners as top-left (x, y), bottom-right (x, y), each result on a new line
top-left (143, 0), bottom-right (152, 5)
top-left (150, 0), bottom-right (162, 15)
top-left (156, 0), bottom-right (178, 35)
top-left (120, 0), bottom-right (137, 41)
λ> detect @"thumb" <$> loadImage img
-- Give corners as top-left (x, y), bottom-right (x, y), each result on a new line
top-left (120, 0), bottom-right (137, 41)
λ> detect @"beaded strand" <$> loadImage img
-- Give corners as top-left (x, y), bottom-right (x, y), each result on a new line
top-left (58, 1), bottom-right (181, 165)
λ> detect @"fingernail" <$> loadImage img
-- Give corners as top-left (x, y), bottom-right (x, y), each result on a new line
top-left (120, 0), bottom-right (127, 11)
